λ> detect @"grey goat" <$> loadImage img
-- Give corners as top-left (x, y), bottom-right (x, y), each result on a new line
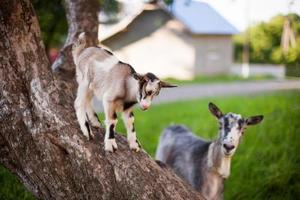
top-left (156, 102), bottom-right (263, 200)
top-left (72, 33), bottom-right (176, 152)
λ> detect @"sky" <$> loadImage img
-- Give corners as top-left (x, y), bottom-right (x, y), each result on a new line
top-left (197, 0), bottom-right (300, 31)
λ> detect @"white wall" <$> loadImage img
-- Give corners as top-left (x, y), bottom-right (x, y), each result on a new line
top-left (193, 35), bottom-right (233, 75)
top-left (113, 20), bottom-right (196, 80)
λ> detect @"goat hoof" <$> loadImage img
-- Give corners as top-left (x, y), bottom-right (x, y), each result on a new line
top-left (130, 147), bottom-right (140, 152)
top-left (105, 139), bottom-right (118, 152)
top-left (129, 141), bottom-right (140, 152)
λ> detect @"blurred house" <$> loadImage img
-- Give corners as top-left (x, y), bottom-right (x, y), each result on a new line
top-left (99, 1), bottom-right (238, 79)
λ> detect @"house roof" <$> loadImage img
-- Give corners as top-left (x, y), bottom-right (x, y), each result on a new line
top-left (99, 4), bottom-right (158, 41)
top-left (169, 0), bottom-right (239, 35)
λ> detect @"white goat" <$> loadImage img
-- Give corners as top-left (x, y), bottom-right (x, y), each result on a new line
top-left (72, 33), bottom-right (176, 152)
top-left (156, 102), bottom-right (263, 200)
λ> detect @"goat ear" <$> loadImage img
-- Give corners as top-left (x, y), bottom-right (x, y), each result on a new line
top-left (133, 73), bottom-right (144, 81)
top-left (246, 115), bottom-right (264, 126)
top-left (208, 102), bottom-right (223, 119)
top-left (160, 81), bottom-right (177, 88)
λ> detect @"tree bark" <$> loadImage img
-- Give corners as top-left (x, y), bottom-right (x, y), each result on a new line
top-left (0, 0), bottom-right (204, 199)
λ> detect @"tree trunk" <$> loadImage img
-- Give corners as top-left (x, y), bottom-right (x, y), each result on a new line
top-left (0, 0), bottom-right (204, 199)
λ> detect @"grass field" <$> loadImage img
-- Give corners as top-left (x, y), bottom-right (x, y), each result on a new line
top-left (163, 74), bottom-right (275, 85)
top-left (1, 90), bottom-right (299, 199)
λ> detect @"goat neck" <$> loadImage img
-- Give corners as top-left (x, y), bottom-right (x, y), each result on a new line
top-left (207, 141), bottom-right (232, 179)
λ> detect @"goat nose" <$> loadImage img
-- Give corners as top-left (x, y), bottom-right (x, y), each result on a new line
top-left (223, 143), bottom-right (235, 151)
top-left (141, 104), bottom-right (149, 110)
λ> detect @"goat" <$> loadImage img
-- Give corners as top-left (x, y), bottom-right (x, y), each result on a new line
top-left (72, 32), bottom-right (176, 152)
top-left (155, 102), bottom-right (263, 200)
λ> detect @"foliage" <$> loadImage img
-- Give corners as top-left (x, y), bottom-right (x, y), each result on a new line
top-left (0, 165), bottom-right (35, 200)
top-left (286, 63), bottom-right (300, 77)
top-left (285, 38), bottom-right (300, 67)
top-left (99, 0), bottom-right (120, 15)
top-left (164, 0), bottom-right (174, 5)
top-left (32, 0), bottom-right (119, 50)
top-left (234, 13), bottom-right (300, 67)
top-left (32, 0), bottom-right (67, 50)
top-left (1, 91), bottom-right (299, 199)
top-left (98, 0), bottom-right (121, 24)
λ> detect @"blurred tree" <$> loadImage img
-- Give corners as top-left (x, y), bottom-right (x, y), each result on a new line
top-left (99, 0), bottom-right (120, 15)
top-left (164, 0), bottom-right (174, 5)
top-left (234, 13), bottom-right (300, 66)
top-left (98, 0), bottom-right (121, 24)
top-left (32, 0), bottom-right (67, 51)
top-left (285, 38), bottom-right (300, 67)
top-left (32, 0), bottom-right (119, 51)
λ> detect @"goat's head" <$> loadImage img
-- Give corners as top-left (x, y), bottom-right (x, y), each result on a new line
top-left (208, 102), bottom-right (263, 157)
top-left (133, 72), bottom-right (177, 111)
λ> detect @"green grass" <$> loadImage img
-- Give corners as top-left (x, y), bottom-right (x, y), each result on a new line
top-left (1, 91), bottom-right (299, 199)
top-left (164, 74), bottom-right (275, 85)
top-left (112, 90), bottom-right (300, 199)
top-left (0, 165), bottom-right (35, 200)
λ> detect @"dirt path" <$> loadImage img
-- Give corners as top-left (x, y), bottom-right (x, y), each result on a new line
top-left (153, 79), bottom-right (300, 104)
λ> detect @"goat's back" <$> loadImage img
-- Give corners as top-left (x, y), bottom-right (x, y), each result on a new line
top-left (76, 47), bottom-right (113, 73)
top-left (75, 47), bottom-right (136, 100)
top-left (156, 125), bottom-right (208, 162)
top-left (155, 125), bottom-right (211, 189)
top-left (156, 125), bottom-right (191, 162)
